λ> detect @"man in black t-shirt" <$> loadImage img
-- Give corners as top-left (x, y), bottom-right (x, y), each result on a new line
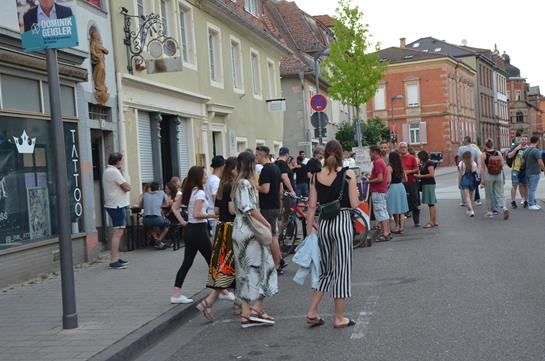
top-left (275, 147), bottom-right (296, 197)
top-left (256, 146), bottom-right (283, 271)
top-left (306, 145), bottom-right (324, 180)
top-left (295, 155), bottom-right (309, 198)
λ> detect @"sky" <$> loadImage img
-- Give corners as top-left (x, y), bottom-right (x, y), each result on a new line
top-left (295, 0), bottom-right (544, 90)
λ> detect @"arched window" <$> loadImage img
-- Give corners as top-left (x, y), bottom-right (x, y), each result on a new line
top-left (516, 111), bottom-right (524, 123)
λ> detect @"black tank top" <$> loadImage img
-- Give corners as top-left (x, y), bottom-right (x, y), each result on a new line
top-left (391, 172), bottom-right (403, 184)
top-left (315, 168), bottom-right (351, 208)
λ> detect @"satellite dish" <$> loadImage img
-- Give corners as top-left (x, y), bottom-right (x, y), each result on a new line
top-left (461, 39), bottom-right (468, 46)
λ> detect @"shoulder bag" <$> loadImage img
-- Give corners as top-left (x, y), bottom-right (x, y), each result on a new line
top-left (245, 214), bottom-right (272, 246)
top-left (319, 169), bottom-right (348, 220)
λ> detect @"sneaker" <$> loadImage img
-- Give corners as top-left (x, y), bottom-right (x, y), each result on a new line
top-left (503, 208), bottom-right (509, 220)
top-left (170, 295), bottom-right (194, 304)
top-left (277, 268), bottom-right (285, 276)
top-left (511, 201), bottom-right (518, 209)
top-left (119, 259), bottom-right (129, 265)
top-left (219, 291), bottom-right (236, 302)
top-left (154, 241), bottom-right (168, 250)
top-left (109, 260), bottom-right (127, 270)
top-left (529, 205), bottom-right (541, 211)
top-left (469, 210), bottom-right (475, 217)
top-left (485, 212), bottom-right (494, 218)
top-left (492, 210), bottom-right (499, 216)
top-left (475, 200), bottom-right (482, 206)
top-left (523, 201), bottom-right (529, 208)
top-left (521, 200), bottom-right (526, 206)
top-left (280, 259), bottom-right (288, 269)
top-left (460, 202), bottom-right (466, 207)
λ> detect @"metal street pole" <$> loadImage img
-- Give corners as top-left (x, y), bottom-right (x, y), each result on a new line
top-left (46, 49), bottom-right (78, 329)
top-left (315, 59), bottom-right (323, 145)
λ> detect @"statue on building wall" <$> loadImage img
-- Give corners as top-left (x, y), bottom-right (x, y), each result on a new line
top-left (90, 30), bottom-right (110, 104)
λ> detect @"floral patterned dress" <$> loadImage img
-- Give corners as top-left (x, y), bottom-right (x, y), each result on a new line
top-left (232, 179), bottom-right (278, 303)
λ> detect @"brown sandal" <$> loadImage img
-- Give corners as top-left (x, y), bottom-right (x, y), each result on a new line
top-left (196, 300), bottom-right (214, 321)
top-left (250, 308), bottom-right (275, 325)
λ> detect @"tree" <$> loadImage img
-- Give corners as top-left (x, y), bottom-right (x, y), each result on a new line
top-left (362, 117), bottom-right (389, 146)
top-left (324, 0), bottom-right (387, 147)
top-left (335, 121), bottom-right (357, 150)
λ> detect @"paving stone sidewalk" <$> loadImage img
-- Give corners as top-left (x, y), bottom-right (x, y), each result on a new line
top-left (0, 248), bottom-right (209, 361)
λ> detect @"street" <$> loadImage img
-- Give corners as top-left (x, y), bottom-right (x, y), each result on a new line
top-left (134, 171), bottom-right (545, 361)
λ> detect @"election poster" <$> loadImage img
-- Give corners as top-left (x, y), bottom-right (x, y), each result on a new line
top-left (15, 0), bottom-right (78, 52)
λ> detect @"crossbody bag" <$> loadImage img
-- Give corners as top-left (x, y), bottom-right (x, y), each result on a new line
top-left (319, 169), bottom-right (348, 220)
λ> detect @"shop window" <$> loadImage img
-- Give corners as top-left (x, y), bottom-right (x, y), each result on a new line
top-left (1, 75), bottom-right (41, 113)
top-left (42, 84), bottom-right (77, 118)
top-left (0, 118), bottom-right (83, 250)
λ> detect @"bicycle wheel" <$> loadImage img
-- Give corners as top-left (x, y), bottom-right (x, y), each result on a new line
top-left (280, 218), bottom-right (298, 257)
top-left (351, 210), bottom-right (369, 249)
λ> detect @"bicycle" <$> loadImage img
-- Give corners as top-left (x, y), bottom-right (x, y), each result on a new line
top-left (278, 193), bottom-right (314, 257)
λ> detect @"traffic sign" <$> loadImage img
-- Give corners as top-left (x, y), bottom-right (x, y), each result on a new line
top-left (310, 93), bottom-right (328, 112)
top-left (311, 111), bottom-right (329, 128)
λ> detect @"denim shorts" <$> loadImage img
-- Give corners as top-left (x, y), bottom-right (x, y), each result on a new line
top-left (106, 207), bottom-right (127, 229)
top-left (372, 192), bottom-right (389, 222)
top-left (511, 171), bottom-right (528, 186)
top-left (143, 215), bottom-right (170, 228)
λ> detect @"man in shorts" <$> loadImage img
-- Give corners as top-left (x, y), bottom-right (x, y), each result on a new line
top-left (103, 153), bottom-right (131, 269)
top-left (255, 146), bottom-right (285, 273)
top-left (507, 135), bottom-right (529, 208)
top-left (367, 145), bottom-right (391, 241)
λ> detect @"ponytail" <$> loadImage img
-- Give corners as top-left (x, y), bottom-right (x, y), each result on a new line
top-left (325, 155), bottom-right (338, 173)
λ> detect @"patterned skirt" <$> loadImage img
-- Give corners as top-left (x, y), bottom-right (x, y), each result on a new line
top-left (206, 222), bottom-right (236, 289)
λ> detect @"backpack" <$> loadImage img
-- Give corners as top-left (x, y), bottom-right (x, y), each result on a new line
top-left (486, 151), bottom-right (503, 175)
top-left (506, 146), bottom-right (516, 168)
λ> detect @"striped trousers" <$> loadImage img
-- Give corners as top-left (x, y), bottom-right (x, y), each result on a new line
top-left (317, 209), bottom-right (353, 299)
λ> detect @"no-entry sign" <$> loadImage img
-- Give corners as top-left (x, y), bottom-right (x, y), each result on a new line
top-left (310, 93), bottom-right (328, 112)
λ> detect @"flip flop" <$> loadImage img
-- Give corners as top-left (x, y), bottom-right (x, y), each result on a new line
top-left (423, 223), bottom-right (434, 229)
top-left (306, 316), bottom-right (325, 328)
top-left (333, 319), bottom-right (356, 329)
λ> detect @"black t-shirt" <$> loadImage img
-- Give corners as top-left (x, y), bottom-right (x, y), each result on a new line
top-left (306, 158), bottom-right (322, 175)
top-left (295, 163), bottom-right (308, 184)
top-left (275, 159), bottom-right (295, 190)
top-left (214, 184), bottom-right (235, 222)
top-left (259, 163), bottom-right (281, 210)
top-left (419, 161), bottom-right (436, 185)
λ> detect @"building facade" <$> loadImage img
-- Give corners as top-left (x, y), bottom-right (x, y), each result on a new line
top-left (408, 37), bottom-right (508, 147)
top-left (0, 0), bottom-right (113, 287)
top-left (109, 0), bottom-right (288, 203)
top-left (367, 46), bottom-right (477, 165)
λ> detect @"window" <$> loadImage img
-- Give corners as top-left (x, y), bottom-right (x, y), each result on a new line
top-left (237, 139), bottom-right (248, 153)
top-left (84, 0), bottom-right (102, 7)
top-left (207, 24), bottom-right (223, 87)
top-left (374, 86), bottom-right (385, 110)
top-left (230, 37), bottom-right (243, 91)
top-left (250, 49), bottom-right (262, 97)
top-left (1, 75), bottom-right (41, 113)
top-left (160, 0), bottom-right (169, 35)
top-left (137, 0), bottom-right (144, 17)
top-left (267, 59), bottom-right (277, 98)
top-left (179, 2), bottom-right (196, 67)
top-left (244, 0), bottom-right (259, 17)
top-left (406, 83), bottom-right (420, 107)
top-left (409, 123), bottom-right (420, 144)
top-left (516, 111), bottom-right (524, 123)
top-left (42, 84), bottom-right (77, 118)
top-left (88, 104), bottom-right (111, 122)
top-left (515, 90), bottom-right (521, 101)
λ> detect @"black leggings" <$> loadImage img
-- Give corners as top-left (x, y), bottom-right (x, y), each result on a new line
top-left (174, 223), bottom-right (211, 288)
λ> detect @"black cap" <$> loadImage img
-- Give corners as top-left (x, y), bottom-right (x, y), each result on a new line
top-left (210, 155), bottom-right (225, 168)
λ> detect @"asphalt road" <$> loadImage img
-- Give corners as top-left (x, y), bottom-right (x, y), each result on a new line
top-left (136, 172), bottom-right (545, 361)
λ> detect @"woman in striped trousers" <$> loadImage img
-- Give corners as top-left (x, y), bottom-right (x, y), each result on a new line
top-left (305, 140), bottom-right (360, 329)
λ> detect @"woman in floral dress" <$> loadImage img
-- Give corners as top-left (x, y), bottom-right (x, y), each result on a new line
top-left (231, 151), bottom-right (278, 328)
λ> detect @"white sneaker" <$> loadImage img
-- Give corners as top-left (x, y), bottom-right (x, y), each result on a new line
top-left (170, 295), bottom-right (194, 304)
top-left (469, 210), bottom-right (475, 217)
top-left (475, 200), bottom-right (482, 206)
top-left (529, 205), bottom-right (541, 211)
top-left (218, 291), bottom-right (236, 302)
top-left (459, 202), bottom-right (466, 207)
top-left (521, 200), bottom-right (526, 206)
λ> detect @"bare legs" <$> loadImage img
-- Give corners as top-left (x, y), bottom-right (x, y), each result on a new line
top-left (306, 290), bottom-right (349, 326)
top-left (110, 228), bottom-right (124, 262)
top-left (270, 236), bottom-right (281, 269)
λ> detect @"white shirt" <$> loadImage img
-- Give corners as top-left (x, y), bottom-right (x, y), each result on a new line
top-left (37, 4), bottom-right (58, 25)
top-left (256, 164), bottom-right (263, 175)
top-left (103, 165), bottom-right (129, 208)
top-left (459, 161), bottom-right (478, 173)
top-left (188, 189), bottom-right (208, 223)
top-left (204, 174), bottom-right (220, 215)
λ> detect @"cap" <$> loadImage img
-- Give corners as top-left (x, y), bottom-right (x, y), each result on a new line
top-left (279, 146), bottom-right (289, 155)
top-left (210, 155), bottom-right (225, 168)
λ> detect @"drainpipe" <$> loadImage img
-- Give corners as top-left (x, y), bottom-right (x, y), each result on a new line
top-left (116, 72), bottom-right (130, 183)
top-left (299, 71), bottom-right (311, 155)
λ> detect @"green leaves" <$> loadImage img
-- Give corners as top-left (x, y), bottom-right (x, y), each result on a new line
top-left (335, 117), bottom-right (389, 150)
top-left (324, 0), bottom-right (386, 116)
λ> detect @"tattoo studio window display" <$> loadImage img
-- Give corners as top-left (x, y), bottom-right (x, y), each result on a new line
top-left (0, 118), bottom-right (83, 250)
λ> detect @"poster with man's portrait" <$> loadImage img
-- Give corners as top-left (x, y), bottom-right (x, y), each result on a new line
top-left (15, 0), bottom-right (78, 52)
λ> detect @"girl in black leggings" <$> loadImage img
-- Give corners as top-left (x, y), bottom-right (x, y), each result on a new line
top-left (170, 166), bottom-right (218, 304)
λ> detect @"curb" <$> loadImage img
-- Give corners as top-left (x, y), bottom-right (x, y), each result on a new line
top-left (88, 289), bottom-right (208, 361)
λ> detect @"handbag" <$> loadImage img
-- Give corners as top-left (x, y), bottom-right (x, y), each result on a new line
top-left (319, 169), bottom-right (347, 220)
top-left (245, 214), bottom-right (272, 246)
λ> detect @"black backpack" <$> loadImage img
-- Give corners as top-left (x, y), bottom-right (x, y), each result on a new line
top-left (506, 146), bottom-right (516, 168)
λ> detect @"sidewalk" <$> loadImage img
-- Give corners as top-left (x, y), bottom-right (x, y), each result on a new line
top-left (435, 165), bottom-right (458, 177)
top-left (0, 247), bottom-right (209, 361)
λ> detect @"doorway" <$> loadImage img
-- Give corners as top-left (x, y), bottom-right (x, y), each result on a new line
top-left (91, 130), bottom-right (112, 243)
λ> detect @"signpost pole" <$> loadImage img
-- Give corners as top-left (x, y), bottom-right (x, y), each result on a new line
top-left (46, 49), bottom-right (78, 330)
top-left (315, 61), bottom-right (323, 145)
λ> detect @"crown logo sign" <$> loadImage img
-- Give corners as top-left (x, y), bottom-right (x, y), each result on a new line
top-left (13, 130), bottom-right (36, 154)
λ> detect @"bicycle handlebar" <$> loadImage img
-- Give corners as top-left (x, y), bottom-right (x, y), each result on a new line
top-left (283, 192), bottom-right (308, 202)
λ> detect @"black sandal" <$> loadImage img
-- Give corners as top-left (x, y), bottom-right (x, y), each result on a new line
top-left (376, 234), bottom-right (392, 242)
top-left (333, 319), bottom-right (356, 329)
top-left (306, 316), bottom-right (325, 328)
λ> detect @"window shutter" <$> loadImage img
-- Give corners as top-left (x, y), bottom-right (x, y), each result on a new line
top-left (177, 119), bottom-right (190, 178)
top-left (138, 111), bottom-right (154, 183)
top-left (402, 123), bottom-right (410, 143)
top-left (407, 84), bottom-right (419, 106)
top-left (419, 122), bottom-right (427, 144)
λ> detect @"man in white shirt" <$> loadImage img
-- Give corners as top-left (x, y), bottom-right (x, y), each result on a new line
top-left (103, 153), bottom-right (131, 270)
top-left (204, 156), bottom-right (224, 236)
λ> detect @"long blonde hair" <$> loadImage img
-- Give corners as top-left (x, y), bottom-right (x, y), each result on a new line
top-left (231, 151), bottom-right (258, 199)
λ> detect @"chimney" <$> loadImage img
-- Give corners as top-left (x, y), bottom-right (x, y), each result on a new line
top-left (400, 37), bottom-right (406, 48)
